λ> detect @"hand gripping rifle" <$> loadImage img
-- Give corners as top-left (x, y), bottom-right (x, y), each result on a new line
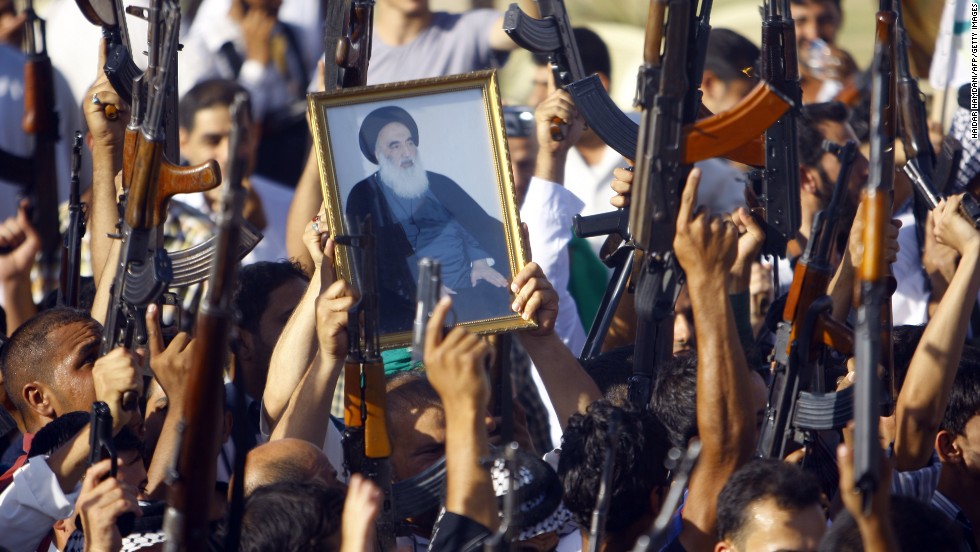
top-left (338, 216), bottom-right (396, 551)
top-left (101, 0), bottom-right (217, 404)
top-left (854, 2), bottom-right (897, 513)
top-left (625, 0), bottom-right (696, 408)
top-left (86, 401), bottom-right (137, 536)
top-left (59, 132), bottom-right (86, 308)
top-left (20, 0), bottom-right (60, 293)
top-left (74, 0), bottom-right (142, 105)
top-left (163, 93), bottom-right (251, 551)
top-left (324, 0), bottom-right (375, 90)
top-left (503, 0), bottom-right (584, 141)
top-left (756, 140), bottom-right (857, 462)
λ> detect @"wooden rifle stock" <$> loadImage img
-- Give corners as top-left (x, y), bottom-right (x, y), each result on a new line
top-left (338, 218), bottom-right (395, 550)
top-left (164, 94), bottom-right (250, 551)
top-left (21, 0), bottom-right (61, 293)
top-left (854, 3), bottom-right (897, 512)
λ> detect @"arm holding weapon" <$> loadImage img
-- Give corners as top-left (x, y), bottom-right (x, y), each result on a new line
top-left (164, 92), bottom-right (250, 550)
top-left (0, 200), bottom-right (40, 333)
top-left (893, 194), bottom-right (980, 470)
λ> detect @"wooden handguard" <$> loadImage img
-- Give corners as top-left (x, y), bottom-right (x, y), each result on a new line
top-left (362, 361), bottom-right (391, 458)
top-left (123, 131), bottom-right (221, 229)
top-left (858, 190), bottom-right (889, 282)
top-left (682, 82), bottom-right (790, 167)
top-left (22, 57), bottom-right (56, 134)
top-left (344, 360), bottom-right (363, 428)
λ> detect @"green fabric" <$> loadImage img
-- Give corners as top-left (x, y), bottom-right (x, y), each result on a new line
top-left (567, 234), bottom-right (610, 331)
top-left (381, 347), bottom-right (415, 376)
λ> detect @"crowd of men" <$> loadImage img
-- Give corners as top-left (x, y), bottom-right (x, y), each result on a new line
top-left (1, 0), bottom-right (979, 550)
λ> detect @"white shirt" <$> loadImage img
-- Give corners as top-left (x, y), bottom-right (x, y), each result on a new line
top-left (891, 207), bottom-right (930, 326)
top-left (562, 145), bottom-right (625, 258)
top-left (0, 456), bottom-right (80, 552)
top-left (520, 176), bottom-right (587, 449)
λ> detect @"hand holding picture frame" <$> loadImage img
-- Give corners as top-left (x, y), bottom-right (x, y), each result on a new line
top-left (308, 70), bottom-right (533, 348)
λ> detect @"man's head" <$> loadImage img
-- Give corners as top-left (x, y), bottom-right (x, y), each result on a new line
top-left (702, 28), bottom-right (759, 114)
top-left (797, 102), bottom-right (868, 221)
top-left (239, 481), bottom-right (345, 552)
top-left (528, 27), bottom-right (611, 108)
top-left (937, 358), bottom-right (980, 481)
top-left (1, 308), bottom-right (102, 433)
top-left (558, 400), bottom-right (670, 544)
top-left (649, 352), bottom-right (698, 449)
top-left (790, 0), bottom-right (843, 51)
top-left (359, 106), bottom-right (430, 199)
top-left (818, 495), bottom-right (963, 552)
top-left (715, 459), bottom-right (825, 552)
top-left (232, 260), bottom-right (309, 398)
top-left (179, 79), bottom-right (254, 179)
top-left (385, 372), bottom-right (446, 482)
top-left (503, 105), bottom-right (538, 206)
top-left (243, 438), bottom-right (339, 496)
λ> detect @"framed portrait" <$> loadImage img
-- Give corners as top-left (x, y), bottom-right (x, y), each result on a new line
top-left (308, 70), bottom-right (533, 348)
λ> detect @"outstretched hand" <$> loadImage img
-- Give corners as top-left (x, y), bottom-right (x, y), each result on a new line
top-left (85, 39), bottom-right (130, 149)
top-left (933, 195), bottom-right (980, 257)
top-left (315, 279), bottom-right (357, 360)
top-left (340, 474), bottom-right (382, 552)
top-left (146, 304), bottom-right (195, 406)
top-left (471, 258), bottom-right (508, 288)
top-left (76, 460), bottom-right (142, 552)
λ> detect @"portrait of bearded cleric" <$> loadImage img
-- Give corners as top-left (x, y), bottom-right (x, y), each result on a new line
top-left (343, 105), bottom-right (514, 334)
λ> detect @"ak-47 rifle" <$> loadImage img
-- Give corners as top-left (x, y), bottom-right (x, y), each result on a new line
top-left (503, 0), bottom-right (584, 140)
top-left (759, 0), bottom-right (803, 257)
top-left (410, 258), bottom-right (441, 367)
top-left (854, 2), bottom-right (896, 512)
top-left (625, 0), bottom-right (700, 408)
top-left (21, 0), bottom-right (60, 293)
top-left (74, 0), bottom-right (141, 105)
top-left (164, 93), bottom-right (251, 552)
top-left (59, 132), bottom-right (86, 308)
top-left (338, 217), bottom-right (396, 551)
top-left (756, 140), bottom-right (857, 462)
top-left (324, 0), bottom-right (375, 90)
top-left (101, 0), bottom-right (219, 403)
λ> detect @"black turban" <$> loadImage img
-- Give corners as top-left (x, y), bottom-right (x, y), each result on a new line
top-left (358, 106), bottom-right (420, 164)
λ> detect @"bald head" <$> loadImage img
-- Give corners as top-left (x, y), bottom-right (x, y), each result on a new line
top-left (243, 438), bottom-right (339, 496)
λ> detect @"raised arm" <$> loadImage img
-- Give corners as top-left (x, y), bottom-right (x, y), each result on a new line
top-left (673, 169), bottom-right (755, 551)
top-left (513, 262), bottom-right (601, 427)
top-left (894, 195), bottom-right (980, 470)
top-left (0, 201), bottom-right (40, 332)
top-left (270, 278), bottom-right (354, 444)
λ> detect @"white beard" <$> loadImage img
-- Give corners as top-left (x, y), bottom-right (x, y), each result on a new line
top-left (377, 150), bottom-right (430, 199)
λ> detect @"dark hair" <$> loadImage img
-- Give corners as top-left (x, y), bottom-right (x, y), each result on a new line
top-left (891, 325), bottom-right (926, 393)
top-left (819, 495), bottom-right (963, 552)
top-left (558, 400), bottom-right (670, 535)
top-left (1, 308), bottom-right (98, 414)
top-left (532, 27), bottom-right (611, 79)
top-left (705, 29), bottom-right (760, 83)
top-left (940, 357), bottom-right (980, 435)
top-left (179, 79), bottom-right (252, 133)
top-left (649, 351), bottom-right (699, 449)
top-left (790, 0), bottom-right (841, 11)
top-left (581, 345), bottom-right (633, 405)
top-left (797, 102), bottom-right (850, 167)
top-left (717, 459), bottom-right (822, 544)
top-left (233, 260), bottom-right (309, 333)
top-left (239, 481), bottom-right (345, 552)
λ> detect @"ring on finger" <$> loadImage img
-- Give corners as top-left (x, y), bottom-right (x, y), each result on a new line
top-left (312, 221), bottom-right (321, 234)
top-left (91, 92), bottom-right (101, 105)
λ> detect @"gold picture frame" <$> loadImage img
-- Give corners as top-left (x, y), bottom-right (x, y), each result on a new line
top-left (308, 70), bottom-right (533, 349)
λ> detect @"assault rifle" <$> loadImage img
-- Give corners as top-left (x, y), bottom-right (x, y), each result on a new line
top-left (21, 0), bottom-right (60, 293)
top-left (74, 0), bottom-right (142, 105)
top-left (625, 0), bottom-right (698, 408)
top-left (59, 132), bottom-right (86, 308)
top-left (324, 0), bottom-right (375, 90)
top-left (164, 93), bottom-right (251, 551)
top-left (756, 140), bottom-right (857, 462)
top-left (338, 217), bottom-right (396, 551)
top-left (854, 1), bottom-right (896, 512)
top-left (503, 0), bottom-right (583, 140)
top-left (903, 161), bottom-right (980, 228)
top-left (101, 0), bottom-right (219, 404)
top-left (759, 0), bottom-right (803, 256)
top-left (410, 258), bottom-right (441, 367)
